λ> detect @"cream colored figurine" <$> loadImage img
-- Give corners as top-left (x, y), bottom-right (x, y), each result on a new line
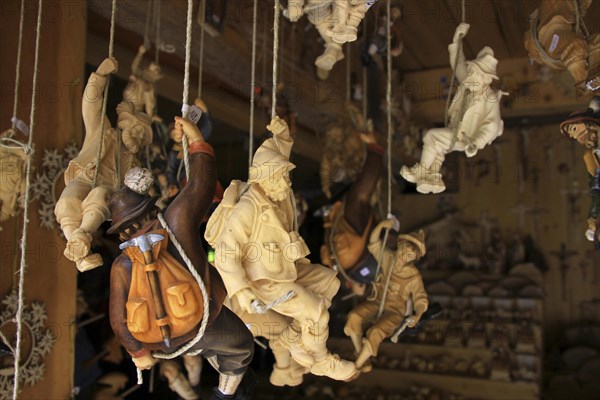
top-left (400, 23), bottom-right (506, 194)
top-left (286, 1), bottom-right (374, 79)
top-left (206, 116), bottom-right (358, 382)
top-left (524, 0), bottom-right (600, 91)
top-left (123, 45), bottom-right (164, 119)
top-left (344, 220), bottom-right (428, 372)
top-left (55, 58), bottom-right (152, 272)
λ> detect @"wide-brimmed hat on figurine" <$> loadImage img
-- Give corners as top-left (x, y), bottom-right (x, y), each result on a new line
top-left (397, 229), bottom-right (427, 258)
top-left (248, 139), bottom-right (296, 183)
top-left (107, 167), bottom-right (157, 235)
top-left (467, 46), bottom-right (499, 80)
top-left (560, 96), bottom-right (600, 137)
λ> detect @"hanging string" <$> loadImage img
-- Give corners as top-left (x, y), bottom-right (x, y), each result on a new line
top-left (346, 43), bottom-right (351, 103)
top-left (271, 0), bottom-right (281, 119)
top-left (154, 0), bottom-right (161, 64)
top-left (91, 0), bottom-right (117, 188)
top-left (180, 0), bottom-right (194, 181)
top-left (374, 0), bottom-right (394, 307)
top-left (197, 0), bottom-right (207, 98)
top-left (444, 0), bottom-right (466, 127)
top-left (13, 0), bottom-right (43, 398)
top-left (143, 0), bottom-right (153, 47)
top-left (385, 0), bottom-right (392, 218)
top-left (9, 0), bottom-right (26, 137)
top-left (362, 15), bottom-right (368, 119)
top-left (249, 0), bottom-right (258, 168)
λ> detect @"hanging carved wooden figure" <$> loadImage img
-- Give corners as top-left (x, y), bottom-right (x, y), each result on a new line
top-left (55, 58), bottom-right (152, 272)
top-left (344, 220), bottom-right (429, 372)
top-left (400, 23), bottom-right (507, 194)
top-left (524, 0), bottom-right (600, 91)
top-left (123, 45), bottom-right (164, 120)
top-left (559, 96), bottom-right (600, 245)
top-left (0, 130), bottom-right (27, 230)
top-left (107, 117), bottom-right (256, 400)
top-left (205, 116), bottom-right (358, 382)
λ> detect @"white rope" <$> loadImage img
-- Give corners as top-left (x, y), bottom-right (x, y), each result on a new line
top-left (13, 1), bottom-right (43, 398)
top-left (143, 0), bottom-right (153, 47)
top-left (374, 0), bottom-right (394, 313)
top-left (249, 0), bottom-right (258, 168)
top-left (444, 0), bottom-right (466, 127)
top-left (154, 214), bottom-right (210, 357)
top-left (271, 0), bottom-right (281, 119)
top-left (92, 0), bottom-right (117, 188)
top-left (197, 0), bottom-right (207, 98)
top-left (9, 0), bottom-right (26, 137)
top-left (180, 0), bottom-right (194, 181)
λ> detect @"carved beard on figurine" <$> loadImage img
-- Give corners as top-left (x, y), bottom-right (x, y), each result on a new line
top-left (259, 171), bottom-right (292, 202)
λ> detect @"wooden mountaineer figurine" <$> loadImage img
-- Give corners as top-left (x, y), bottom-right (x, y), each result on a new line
top-left (205, 116), bottom-right (358, 382)
top-left (344, 220), bottom-right (428, 372)
top-left (107, 117), bottom-right (255, 400)
top-left (559, 97), bottom-right (600, 245)
top-left (55, 57), bottom-right (152, 272)
top-left (400, 23), bottom-right (507, 194)
top-left (123, 44), bottom-right (164, 120)
top-left (524, 0), bottom-right (600, 91)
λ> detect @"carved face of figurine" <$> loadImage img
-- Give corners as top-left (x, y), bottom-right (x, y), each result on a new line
top-left (462, 64), bottom-right (494, 92)
top-left (118, 119), bottom-right (149, 153)
top-left (397, 242), bottom-right (419, 264)
top-left (258, 165), bottom-right (293, 202)
top-left (170, 126), bottom-right (183, 143)
top-left (565, 122), bottom-right (598, 149)
top-left (142, 62), bottom-right (164, 83)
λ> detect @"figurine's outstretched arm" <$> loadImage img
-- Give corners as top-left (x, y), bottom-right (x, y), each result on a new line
top-left (131, 45), bottom-right (147, 76)
top-left (368, 219), bottom-right (394, 259)
top-left (265, 116), bottom-right (294, 160)
top-left (82, 58), bottom-right (118, 143)
top-left (449, 23), bottom-right (470, 82)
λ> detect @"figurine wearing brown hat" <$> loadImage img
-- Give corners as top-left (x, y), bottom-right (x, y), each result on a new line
top-left (55, 57), bottom-right (152, 272)
top-left (560, 97), bottom-right (600, 245)
top-left (401, 23), bottom-right (507, 194)
top-left (107, 117), bottom-right (255, 400)
top-left (344, 219), bottom-right (428, 372)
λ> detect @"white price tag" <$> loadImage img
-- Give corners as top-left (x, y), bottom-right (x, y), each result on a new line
top-left (10, 117), bottom-right (29, 136)
top-left (181, 104), bottom-right (202, 124)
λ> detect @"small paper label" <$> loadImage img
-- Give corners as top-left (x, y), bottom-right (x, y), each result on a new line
top-left (10, 117), bottom-right (29, 136)
top-left (549, 34), bottom-right (560, 53)
top-left (360, 267), bottom-right (370, 277)
top-left (182, 104), bottom-right (202, 124)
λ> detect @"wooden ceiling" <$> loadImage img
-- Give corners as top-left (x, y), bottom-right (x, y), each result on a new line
top-left (87, 0), bottom-right (600, 138)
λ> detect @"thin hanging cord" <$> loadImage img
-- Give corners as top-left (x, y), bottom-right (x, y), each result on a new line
top-left (249, 0), bottom-right (258, 168)
top-left (13, 0), bottom-right (43, 398)
top-left (271, 0), bottom-right (281, 119)
top-left (346, 43), bottom-right (351, 103)
top-left (10, 0), bottom-right (26, 137)
top-left (386, 0), bottom-right (392, 218)
top-left (197, 0), bottom-right (207, 98)
top-left (155, 0), bottom-right (161, 64)
top-left (143, 0), bottom-right (153, 47)
top-left (180, 0), bottom-right (194, 180)
top-left (362, 15), bottom-right (368, 119)
top-left (91, 0), bottom-right (117, 188)
top-left (444, 0), bottom-right (466, 127)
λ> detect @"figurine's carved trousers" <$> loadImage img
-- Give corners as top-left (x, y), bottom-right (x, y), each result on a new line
top-left (344, 300), bottom-right (405, 356)
top-left (252, 262), bottom-right (340, 362)
top-left (55, 178), bottom-right (111, 245)
top-left (420, 128), bottom-right (465, 172)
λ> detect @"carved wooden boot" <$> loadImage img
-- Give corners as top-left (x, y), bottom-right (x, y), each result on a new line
top-left (160, 360), bottom-right (199, 400)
